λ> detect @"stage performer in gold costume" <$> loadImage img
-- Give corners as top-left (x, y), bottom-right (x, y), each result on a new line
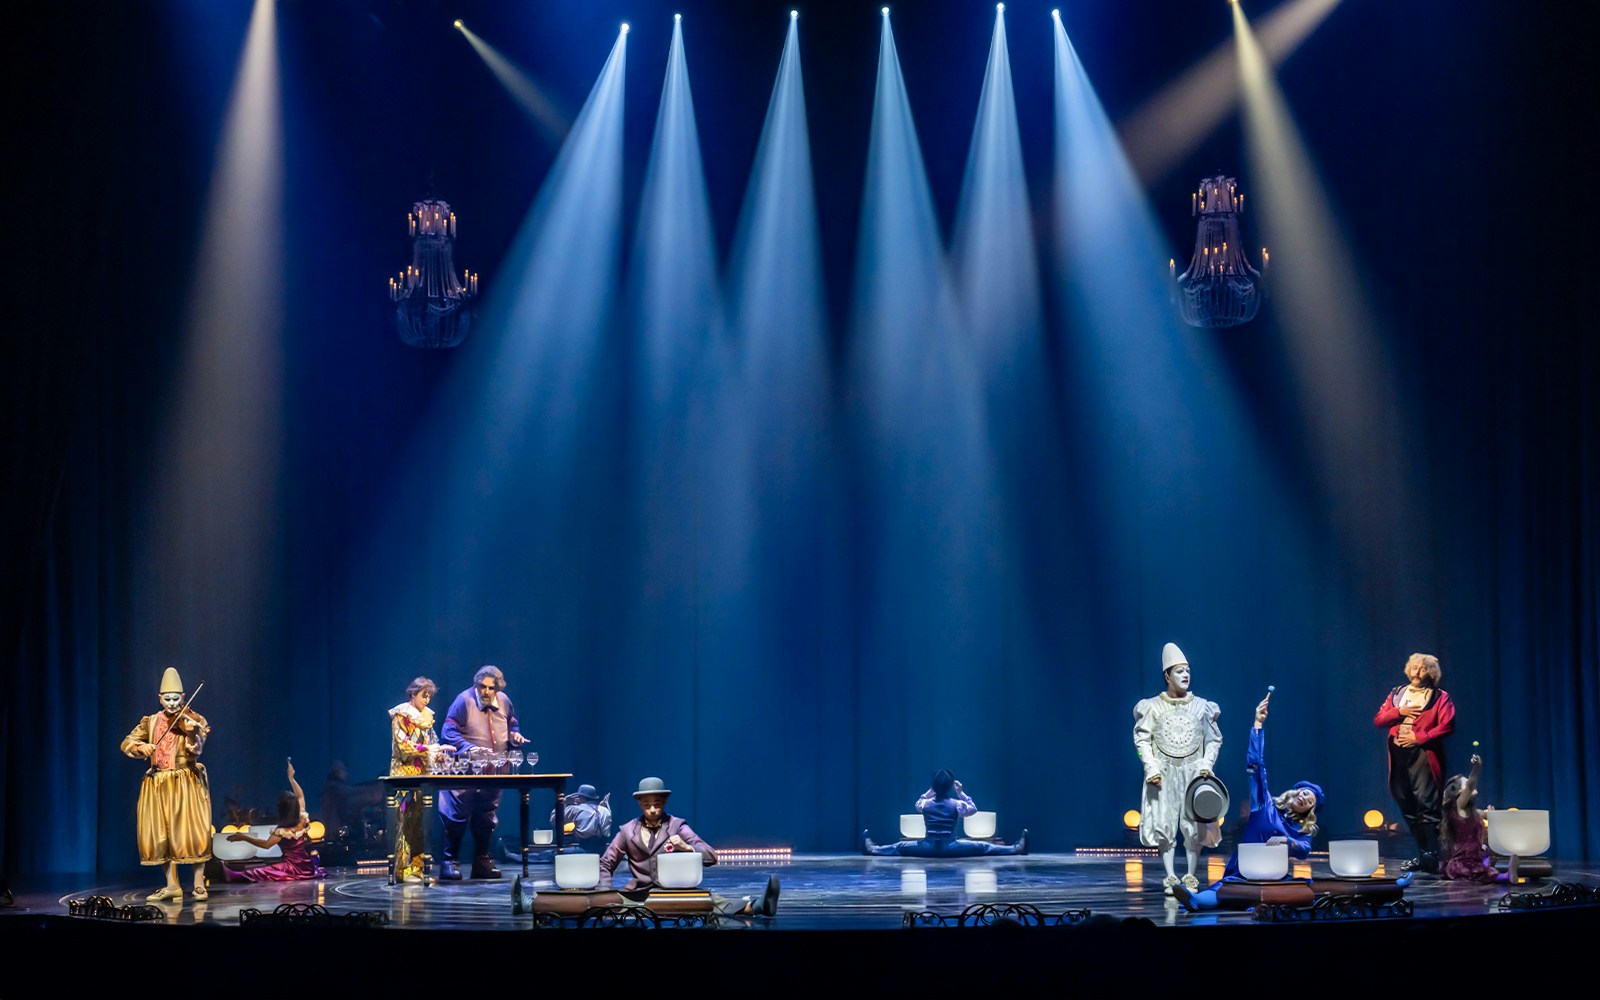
top-left (120, 666), bottom-right (213, 901)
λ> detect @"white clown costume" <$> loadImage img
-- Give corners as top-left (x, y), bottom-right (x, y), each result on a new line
top-left (1134, 643), bottom-right (1223, 875)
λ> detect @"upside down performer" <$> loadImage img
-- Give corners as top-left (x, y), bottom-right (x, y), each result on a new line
top-left (120, 667), bottom-right (213, 901)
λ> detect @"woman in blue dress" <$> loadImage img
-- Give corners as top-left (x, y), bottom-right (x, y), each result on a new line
top-left (1175, 695), bottom-right (1321, 909)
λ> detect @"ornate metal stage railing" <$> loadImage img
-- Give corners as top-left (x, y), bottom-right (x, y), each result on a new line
top-left (1497, 882), bottom-right (1600, 911)
top-left (239, 902), bottom-right (389, 928)
top-left (1252, 895), bottom-right (1413, 923)
top-left (66, 895), bottom-right (164, 922)
top-left (533, 905), bottom-right (719, 929)
top-left (903, 902), bottom-right (1094, 927)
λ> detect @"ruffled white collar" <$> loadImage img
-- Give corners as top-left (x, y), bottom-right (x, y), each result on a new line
top-left (389, 702), bottom-right (435, 728)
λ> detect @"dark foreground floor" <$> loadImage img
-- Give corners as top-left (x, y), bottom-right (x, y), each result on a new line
top-left (6, 851), bottom-right (1598, 986)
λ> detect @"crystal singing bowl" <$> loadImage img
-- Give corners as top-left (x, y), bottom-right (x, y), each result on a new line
top-left (963, 811), bottom-right (997, 840)
top-left (1486, 810), bottom-right (1550, 857)
top-left (1237, 842), bottom-right (1289, 881)
top-left (1328, 839), bottom-right (1380, 877)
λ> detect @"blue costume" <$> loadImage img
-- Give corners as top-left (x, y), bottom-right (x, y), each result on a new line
top-left (1181, 726), bottom-right (1321, 910)
top-left (864, 781), bottom-right (1027, 858)
top-left (1223, 727), bottom-right (1316, 876)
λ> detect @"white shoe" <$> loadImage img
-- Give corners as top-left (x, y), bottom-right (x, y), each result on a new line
top-left (1182, 874), bottom-right (1200, 891)
top-left (1162, 874), bottom-right (1179, 896)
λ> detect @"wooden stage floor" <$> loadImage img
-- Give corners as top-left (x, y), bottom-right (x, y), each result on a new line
top-left (7, 851), bottom-right (1599, 985)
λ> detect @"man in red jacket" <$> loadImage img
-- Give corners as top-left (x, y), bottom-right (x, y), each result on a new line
top-left (1374, 653), bottom-right (1456, 873)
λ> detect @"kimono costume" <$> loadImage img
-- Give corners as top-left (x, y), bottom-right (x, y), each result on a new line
top-left (389, 702), bottom-right (439, 879)
top-left (121, 711), bottom-right (213, 866)
top-left (223, 818), bottom-right (327, 882)
top-left (1133, 691), bottom-right (1223, 851)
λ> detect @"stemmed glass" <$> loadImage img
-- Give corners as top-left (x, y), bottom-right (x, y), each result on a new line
top-left (525, 751), bottom-right (539, 772)
top-left (507, 749), bottom-right (524, 773)
top-left (470, 749), bottom-right (487, 775)
top-left (489, 751), bottom-right (507, 775)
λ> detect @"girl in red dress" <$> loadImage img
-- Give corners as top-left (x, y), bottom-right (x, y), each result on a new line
top-left (1439, 753), bottom-right (1509, 884)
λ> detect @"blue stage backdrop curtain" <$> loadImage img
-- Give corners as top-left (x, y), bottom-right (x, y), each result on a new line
top-left (4, 2), bottom-right (1597, 878)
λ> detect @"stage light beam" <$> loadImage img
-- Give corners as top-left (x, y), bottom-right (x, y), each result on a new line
top-left (1120, 0), bottom-right (1343, 184)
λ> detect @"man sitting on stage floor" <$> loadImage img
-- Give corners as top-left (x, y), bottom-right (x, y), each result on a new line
top-left (863, 769), bottom-right (1028, 857)
top-left (598, 776), bottom-right (779, 917)
top-left (554, 783), bottom-right (612, 851)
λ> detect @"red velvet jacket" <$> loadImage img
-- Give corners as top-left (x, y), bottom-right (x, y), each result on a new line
top-left (1373, 686), bottom-right (1455, 782)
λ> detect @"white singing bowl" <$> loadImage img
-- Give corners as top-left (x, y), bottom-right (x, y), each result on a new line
top-left (899, 814), bottom-right (926, 839)
top-left (211, 833), bottom-right (256, 862)
top-left (1486, 810), bottom-right (1550, 857)
top-left (1237, 842), bottom-right (1289, 881)
top-left (1327, 839), bottom-right (1380, 877)
top-left (963, 811), bottom-right (997, 840)
top-left (657, 850), bottom-right (704, 889)
top-left (248, 825), bottom-right (282, 858)
top-left (554, 853), bottom-right (600, 889)
top-left (531, 829), bottom-right (554, 845)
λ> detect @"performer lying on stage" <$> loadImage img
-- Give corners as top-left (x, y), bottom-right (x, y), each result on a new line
top-left (598, 777), bottom-right (780, 917)
top-left (862, 769), bottom-right (1028, 857)
top-left (222, 758), bottom-right (327, 883)
top-left (1440, 753), bottom-right (1509, 884)
top-left (1174, 695), bottom-right (1325, 911)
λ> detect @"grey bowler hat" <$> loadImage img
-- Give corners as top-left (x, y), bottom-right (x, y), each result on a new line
top-left (632, 776), bottom-right (672, 799)
top-left (1185, 772), bottom-right (1230, 823)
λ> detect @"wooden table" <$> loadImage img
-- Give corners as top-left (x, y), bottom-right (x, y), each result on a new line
top-left (380, 773), bottom-right (573, 886)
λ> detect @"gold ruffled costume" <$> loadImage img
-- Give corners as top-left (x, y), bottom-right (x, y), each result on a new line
top-left (389, 702), bottom-right (438, 880)
top-left (122, 711), bottom-right (213, 865)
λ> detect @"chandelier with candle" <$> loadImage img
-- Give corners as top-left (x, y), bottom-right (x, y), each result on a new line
top-left (1170, 175), bottom-right (1266, 329)
top-left (388, 197), bottom-right (478, 348)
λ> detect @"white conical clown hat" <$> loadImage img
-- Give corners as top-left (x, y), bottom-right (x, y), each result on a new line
top-left (1161, 643), bottom-right (1188, 674)
top-left (159, 667), bottom-right (185, 695)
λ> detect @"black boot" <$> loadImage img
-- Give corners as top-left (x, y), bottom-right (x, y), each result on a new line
top-left (756, 875), bottom-right (780, 916)
top-left (471, 856), bottom-right (503, 879)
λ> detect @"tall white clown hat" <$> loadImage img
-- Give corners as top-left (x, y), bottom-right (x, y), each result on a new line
top-left (1161, 643), bottom-right (1188, 674)
top-left (159, 666), bottom-right (184, 694)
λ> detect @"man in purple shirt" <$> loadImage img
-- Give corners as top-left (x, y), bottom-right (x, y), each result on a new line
top-left (599, 777), bottom-right (780, 916)
top-left (439, 665), bottom-right (527, 880)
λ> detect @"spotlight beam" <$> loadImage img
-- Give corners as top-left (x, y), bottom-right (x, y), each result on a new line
top-left (455, 21), bottom-right (571, 145)
top-left (1120, 0), bottom-right (1343, 184)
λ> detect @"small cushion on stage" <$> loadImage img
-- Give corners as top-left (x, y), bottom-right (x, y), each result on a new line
top-left (555, 853), bottom-right (600, 889)
top-left (900, 814), bottom-right (926, 839)
top-left (962, 811), bottom-right (997, 840)
top-left (657, 850), bottom-right (704, 888)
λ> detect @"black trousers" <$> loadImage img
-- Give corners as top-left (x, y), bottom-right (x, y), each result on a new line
top-left (1388, 743), bottom-right (1441, 855)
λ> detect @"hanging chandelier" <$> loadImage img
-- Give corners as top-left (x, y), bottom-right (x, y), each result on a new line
top-left (1170, 175), bottom-right (1266, 329)
top-left (388, 196), bottom-right (478, 348)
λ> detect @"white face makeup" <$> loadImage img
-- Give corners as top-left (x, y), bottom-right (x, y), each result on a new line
top-left (1167, 665), bottom-right (1191, 693)
top-left (160, 692), bottom-right (184, 713)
